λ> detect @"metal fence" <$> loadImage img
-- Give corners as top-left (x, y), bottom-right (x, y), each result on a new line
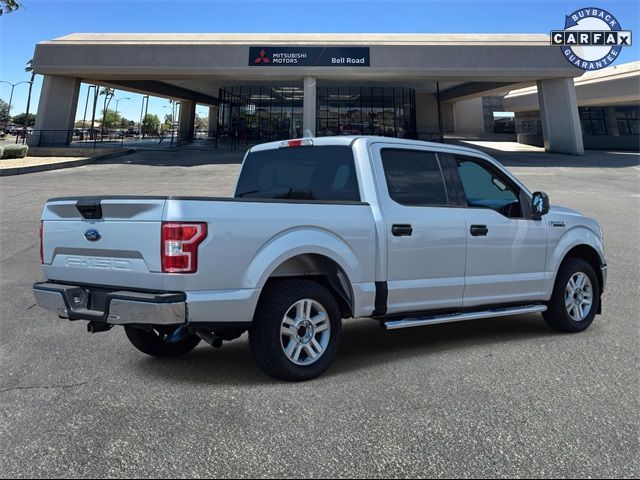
top-left (3, 128), bottom-right (445, 151)
top-left (8, 129), bottom-right (189, 150)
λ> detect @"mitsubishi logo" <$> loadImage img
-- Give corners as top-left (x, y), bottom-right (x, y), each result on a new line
top-left (254, 49), bottom-right (270, 64)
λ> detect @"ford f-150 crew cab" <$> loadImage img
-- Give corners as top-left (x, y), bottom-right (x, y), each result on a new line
top-left (33, 136), bottom-right (607, 381)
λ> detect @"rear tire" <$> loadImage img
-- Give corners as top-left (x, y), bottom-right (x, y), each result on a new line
top-left (249, 279), bottom-right (342, 381)
top-left (125, 325), bottom-right (201, 357)
top-left (543, 257), bottom-right (599, 333)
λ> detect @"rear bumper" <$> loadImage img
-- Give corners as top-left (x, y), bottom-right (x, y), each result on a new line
top-left (32, 282), bottom-right (186, 326)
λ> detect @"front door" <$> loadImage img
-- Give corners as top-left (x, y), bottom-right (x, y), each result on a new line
top-left (451, 154), bottom-right (548, 307)
top-left (371, 145), bottom-right (467, 314)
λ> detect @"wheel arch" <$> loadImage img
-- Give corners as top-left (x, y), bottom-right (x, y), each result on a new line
top-left (560, 244), bottom-right (604, 294)
top-left (262, 253), bottom-right (355, 318)
top-left (244, 228), bottom-right (362, 319)
top-left (549, 227), bottom-right (605, 287)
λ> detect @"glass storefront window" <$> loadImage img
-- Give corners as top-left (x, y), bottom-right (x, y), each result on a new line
top-left (316, 86), bottom-right (416, 138)
top-left (218, 85), bottom-right (417, 141)
top-left (616, 105), bottom-right (639, 136)
top-left (579, 107), bottom-right (607, 135)
top-left (218, 85), bottom-right (304, 142)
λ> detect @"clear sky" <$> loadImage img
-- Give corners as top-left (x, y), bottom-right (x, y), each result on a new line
top-left (1, 0), bottom-right (638, 123)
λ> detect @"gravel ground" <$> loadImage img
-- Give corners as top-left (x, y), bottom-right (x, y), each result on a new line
top-left (0, 146), bottom-right (638, 478)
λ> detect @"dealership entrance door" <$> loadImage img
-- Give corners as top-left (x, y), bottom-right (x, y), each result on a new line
top-left (217, 85), bottom-right (417, 142)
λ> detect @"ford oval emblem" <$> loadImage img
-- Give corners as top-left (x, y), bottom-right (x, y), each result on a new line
top-left (84, 229), bottom-right (101, 242)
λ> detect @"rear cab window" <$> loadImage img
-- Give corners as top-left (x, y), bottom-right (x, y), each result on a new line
top-left (235, 146), bottom-right (360, 201)
top-left (380, 148), bottom-right (449, 206)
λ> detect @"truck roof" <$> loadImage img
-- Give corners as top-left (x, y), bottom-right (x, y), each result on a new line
top-left (248, 135), bottom-right (492, 158)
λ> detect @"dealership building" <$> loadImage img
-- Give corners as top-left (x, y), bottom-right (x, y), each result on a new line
top-left (28, 33), bottom-right (638, 155)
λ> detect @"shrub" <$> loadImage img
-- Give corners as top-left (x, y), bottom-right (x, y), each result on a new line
top-left (1, 144), bottom-right (28, 159)
top-left (0, 146), bottom-right (3, 158)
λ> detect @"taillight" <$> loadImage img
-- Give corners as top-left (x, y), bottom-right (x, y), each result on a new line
top-left (39, 222), bottom-right (44, 264)
top-left (161, 222), bottom-right (208, 273)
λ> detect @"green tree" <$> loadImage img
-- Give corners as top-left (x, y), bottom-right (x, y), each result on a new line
top-left (99, 87), bottom-right (115, 134)
top-left (0, 98), bottom-right (9, 126)
top-left (0, 0), bottom-right (20, 15)
top-left (11, 112), bottom-right (36, 127)
top-left (101, 109), bottom-right (124, 130)
top-left (142, 113), bottom-right (160, 135)
top-left (163, 113), bottom-right (173, 132)
top-left (195, 113), bottom-right (208, 131)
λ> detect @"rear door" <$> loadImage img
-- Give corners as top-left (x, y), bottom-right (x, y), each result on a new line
top-left (370, 144), bottom-right (467, 314)
top-left (42, 197), bottom-right (167, 290)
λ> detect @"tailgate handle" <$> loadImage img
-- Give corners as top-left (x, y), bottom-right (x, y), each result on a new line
top-left (76, 200), bottom-right (103, 220)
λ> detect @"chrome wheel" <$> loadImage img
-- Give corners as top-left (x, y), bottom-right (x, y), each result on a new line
top-left (565, 272), bottom-right (594, 322)
top-left (280, 298), bottom-right (331, 366)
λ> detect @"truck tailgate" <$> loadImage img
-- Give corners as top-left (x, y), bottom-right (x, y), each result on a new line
top-left (42, 197), bottom-right (167, 290)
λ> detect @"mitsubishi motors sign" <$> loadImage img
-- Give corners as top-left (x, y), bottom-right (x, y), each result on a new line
top-left (249, 46), bottom-right (370, 66)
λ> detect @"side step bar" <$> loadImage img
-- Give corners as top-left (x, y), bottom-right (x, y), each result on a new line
top-left (384, 304), bottom-right (547, 330)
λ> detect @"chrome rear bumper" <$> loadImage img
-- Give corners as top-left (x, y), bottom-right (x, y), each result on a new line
top-left (33, 282), bottom-right (186, 325)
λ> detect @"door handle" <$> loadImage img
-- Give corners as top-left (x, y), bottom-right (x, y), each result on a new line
top-left (470, 225), bottom-right (489, 236)
top-left (392, 224), bottom-right (413, 237)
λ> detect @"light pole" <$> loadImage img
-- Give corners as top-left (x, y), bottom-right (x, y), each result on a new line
top-left (1, 80), bottom-right (32, 133)
top-left (113, 97), bottom-right (130, 131)
top-left (173, 101), bottom-right (178, 146)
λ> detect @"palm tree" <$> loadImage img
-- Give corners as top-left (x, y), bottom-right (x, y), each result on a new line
top-left (23, 59), bottom-right (35, 135)
top-left (99, 87), bottom-right (115, 137)
top-left (0, 0), bottom-right (21, 16)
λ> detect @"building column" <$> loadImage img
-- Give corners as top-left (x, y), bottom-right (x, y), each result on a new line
top-left (303, 76), bottom-right (316, 137)
top-left (537, 78), bottom-right (584, 155)
top-left (178, 100), bottom-right (196, 142)
top-left (28, 75), bottom-right (81, 146)
top-left (208, 105), bottom-right (218, 138)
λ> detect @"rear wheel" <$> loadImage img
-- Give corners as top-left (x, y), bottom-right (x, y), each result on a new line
top-left (544, 257), bottom-right (599, 332)
top-left (124, 325), bottom-right (201, 357)
top-left (249, 279), bottom-right (342, 381)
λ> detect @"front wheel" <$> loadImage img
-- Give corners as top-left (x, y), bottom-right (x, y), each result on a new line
top-left (543, 257), bottom-right (599, 332)
top-left (125, 325), bottom-right (201, 357)
top-left (249, 279), bottom-right (342, 381)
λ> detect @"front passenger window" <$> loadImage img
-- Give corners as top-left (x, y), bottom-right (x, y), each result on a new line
top-left (456, 157), bottom-right (523, 218)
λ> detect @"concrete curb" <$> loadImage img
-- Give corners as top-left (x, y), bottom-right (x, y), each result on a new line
top-left (0, 148), bottom-right (137, 176)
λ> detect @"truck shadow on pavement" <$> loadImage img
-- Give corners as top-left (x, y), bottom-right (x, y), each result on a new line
top-left (131, 314), bottom-right (557, 386)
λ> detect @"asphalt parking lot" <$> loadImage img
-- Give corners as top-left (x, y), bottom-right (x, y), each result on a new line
top-left (0, 146), bottom-right (638, 478)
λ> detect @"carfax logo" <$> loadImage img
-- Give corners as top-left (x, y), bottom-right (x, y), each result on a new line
top-left (551, 7), bottom-right (632, 70)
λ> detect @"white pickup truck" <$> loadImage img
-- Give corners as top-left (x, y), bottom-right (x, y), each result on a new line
top-left (34, 136), bottom-right (607, 381)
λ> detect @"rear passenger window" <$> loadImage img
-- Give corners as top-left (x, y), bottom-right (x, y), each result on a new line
top-left (381, 149), bottom-right (448, 206)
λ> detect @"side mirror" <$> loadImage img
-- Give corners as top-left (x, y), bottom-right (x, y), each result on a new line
top-left (532, 191), bottom-right (550, 218)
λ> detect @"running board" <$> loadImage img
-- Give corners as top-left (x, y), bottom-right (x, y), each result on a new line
top-left (384, 304), bottom-right (547, 330)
